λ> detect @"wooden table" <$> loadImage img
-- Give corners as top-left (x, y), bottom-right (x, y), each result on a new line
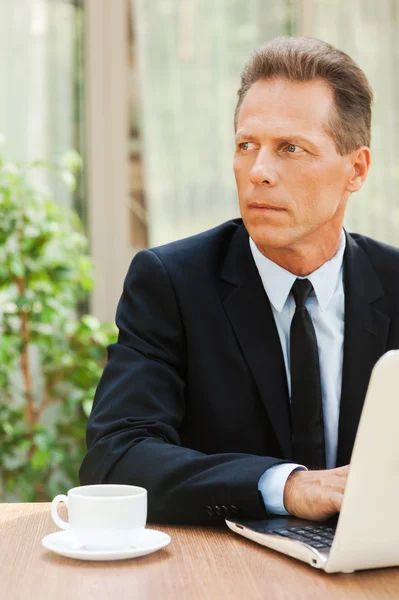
top-left (1, 504), bottom-right (399, 599)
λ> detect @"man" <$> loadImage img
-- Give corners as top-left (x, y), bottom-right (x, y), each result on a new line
top-left (80, 36), bottom-right (399, 524)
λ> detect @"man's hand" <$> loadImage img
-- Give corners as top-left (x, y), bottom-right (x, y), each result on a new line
top-left (283, 465), bottom-right (350, 521)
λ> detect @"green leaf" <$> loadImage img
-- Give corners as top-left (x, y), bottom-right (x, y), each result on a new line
top-left (2, 422), bottom-right (14, 436)
top-left (82, 399), bottom-right (93, 417)
top-left (61, 171), bottom-right (76, 191)
top-left (61, 149), bottom-right (83, 174)
top-left (30, 448), bottom-right (51, 470)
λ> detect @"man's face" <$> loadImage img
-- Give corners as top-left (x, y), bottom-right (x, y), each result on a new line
top-left (234, 78), bottom-right (358, 251)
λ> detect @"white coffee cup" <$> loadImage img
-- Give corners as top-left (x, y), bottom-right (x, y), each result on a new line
top-left (51, 484), bottom-right (147, 550)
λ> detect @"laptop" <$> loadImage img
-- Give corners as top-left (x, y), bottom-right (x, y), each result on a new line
top-left (226, 349), bottom-right (399, 573)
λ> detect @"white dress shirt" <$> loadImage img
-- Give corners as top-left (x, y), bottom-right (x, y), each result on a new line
top-left (250, 230), bottom-right (346, 515)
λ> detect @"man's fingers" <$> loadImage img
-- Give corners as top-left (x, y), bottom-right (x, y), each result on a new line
top-left (331, 491), bottom-right (344, 512)
top-left (333, 464), bottom-right (350, 476)
top-left (284, 464), bottom-right (350, 520)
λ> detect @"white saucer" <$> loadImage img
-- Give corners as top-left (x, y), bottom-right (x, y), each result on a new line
top-left (42, 528), bottom-right (171, 561)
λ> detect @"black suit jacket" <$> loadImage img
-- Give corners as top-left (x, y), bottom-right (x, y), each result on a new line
top-left (79, 219), bottom-right (399, 524)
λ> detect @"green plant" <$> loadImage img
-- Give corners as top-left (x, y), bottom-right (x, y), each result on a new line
top-left (0, 141), bottom-right (118, 501)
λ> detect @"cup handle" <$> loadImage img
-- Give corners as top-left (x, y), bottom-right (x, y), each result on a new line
top-left (51, 494), bottom-right (70, 530)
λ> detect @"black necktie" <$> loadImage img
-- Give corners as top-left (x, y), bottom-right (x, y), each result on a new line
top-left (290, 278), bottom-right (326, 469)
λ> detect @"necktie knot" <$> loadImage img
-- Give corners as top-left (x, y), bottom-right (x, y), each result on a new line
top-left (291, 278), bottom-right (313, 308)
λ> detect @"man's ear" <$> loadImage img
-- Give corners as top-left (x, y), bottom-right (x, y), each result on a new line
top-left (346, 146), bottom-right (371, 193)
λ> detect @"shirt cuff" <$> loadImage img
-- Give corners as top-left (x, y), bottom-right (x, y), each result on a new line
top-left (258, 463), bottom-right (306, 516)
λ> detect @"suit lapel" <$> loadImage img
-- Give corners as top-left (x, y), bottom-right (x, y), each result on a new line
top-left (221, 224), bottom-right (292, 459)
top-left (336, 233), bottom-right (390, 466)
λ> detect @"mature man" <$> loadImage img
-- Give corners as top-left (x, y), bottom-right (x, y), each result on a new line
top-left (80, 37), bottom-right (399, 524)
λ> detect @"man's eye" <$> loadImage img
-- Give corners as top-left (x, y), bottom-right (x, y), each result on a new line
top-left (283, 144), bottom-right (304, 154)
top-left (238, 142), bottom-right (252, 151)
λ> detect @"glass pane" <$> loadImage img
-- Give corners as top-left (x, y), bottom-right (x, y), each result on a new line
top-left (298, 0), bottom-right (399, 245)
top-left (132, 0), bottom-right (298, 246)
top-left (0, 0), bottom-right (86, 226)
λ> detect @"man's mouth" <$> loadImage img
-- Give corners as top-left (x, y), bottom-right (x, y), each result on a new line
top-left (248, 202), bottom-right (286, 211)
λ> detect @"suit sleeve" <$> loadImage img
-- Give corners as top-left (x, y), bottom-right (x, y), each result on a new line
top-left (79, 249), bottom-right (289, 524)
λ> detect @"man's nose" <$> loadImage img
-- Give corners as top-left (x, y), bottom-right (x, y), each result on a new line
top-left (249, 149), bottom-right (278, 187)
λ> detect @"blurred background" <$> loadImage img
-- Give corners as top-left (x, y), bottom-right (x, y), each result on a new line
top-left (1, 0), bottom-right (398, 501)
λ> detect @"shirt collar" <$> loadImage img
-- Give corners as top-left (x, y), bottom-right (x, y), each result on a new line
top-left (249, 230), bottom-right (346, 312)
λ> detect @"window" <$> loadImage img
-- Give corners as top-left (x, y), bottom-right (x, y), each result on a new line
top-left (131, 0), bottom-right (399, 247)
top-left (0, 0), bottom-right (86, 225)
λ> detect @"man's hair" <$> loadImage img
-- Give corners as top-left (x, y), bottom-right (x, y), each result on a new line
top-left (235, 36), bottom-right (373, 155)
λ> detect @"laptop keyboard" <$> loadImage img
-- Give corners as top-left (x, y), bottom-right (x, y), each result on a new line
top-left (254, 524), bottom-right (336, 550)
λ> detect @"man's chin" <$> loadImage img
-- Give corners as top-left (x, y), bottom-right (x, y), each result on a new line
top-left (243, 221), bottom-right (297, 250)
